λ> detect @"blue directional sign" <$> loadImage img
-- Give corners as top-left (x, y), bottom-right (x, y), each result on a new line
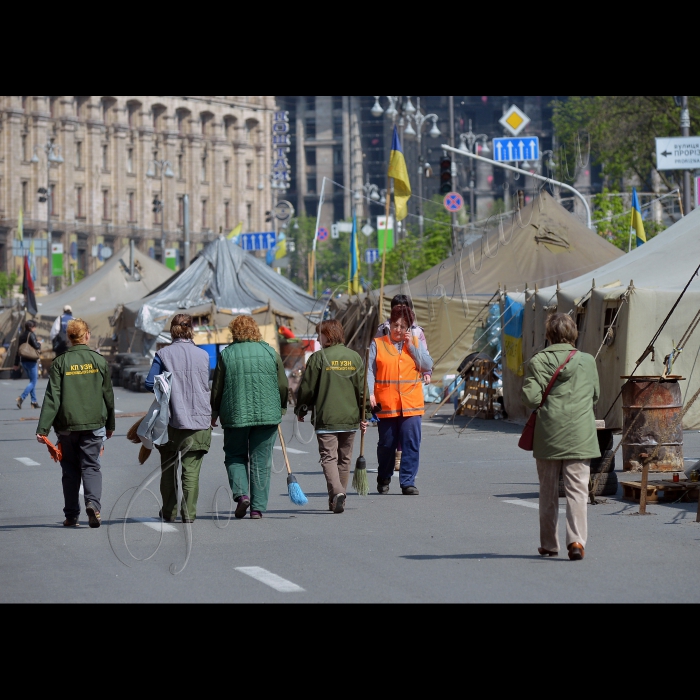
top-left (493, 137), bottom-right (540, 163)
top-left (239, 232), bottom-right (277, 251)
top-left (365, 248), bottom-right (380, 264)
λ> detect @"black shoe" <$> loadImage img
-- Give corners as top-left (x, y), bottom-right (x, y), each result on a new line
top-left (332, 494), bottom-right (346, 514)
top-left (234, 496), bottom-right (251, 520)
top-left (402, 486), bottom-right (420, 496)
top-left (63, 517), bottom-right (79, 528)
top-left (182, 519), bottom-right (195, 524)
top-left (158, 510), bottom-right (176, 523)
top-left (31, 402), bottom-right (40, 410)
top-left (377, 478), bottom-right (391, 495)
top-left (86, 502), bottom-right (102, 529)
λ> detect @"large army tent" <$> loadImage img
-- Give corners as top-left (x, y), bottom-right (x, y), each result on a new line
top-left (115, 236), bottom-right (319, 355)
top-left (504, 206), bottom-right (700, 430)
top-left (337, 191), bottom-right (623, 382)
top-left (32, 247), bottom-right (173, 347)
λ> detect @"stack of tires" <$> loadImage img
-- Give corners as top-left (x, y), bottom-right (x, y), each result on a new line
top-left (111, 353), bottom-right (152, 391)
top-left (559, 429), bottom-right (619, 497)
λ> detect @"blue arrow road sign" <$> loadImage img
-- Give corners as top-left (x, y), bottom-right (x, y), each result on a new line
top-left (240, 232), bottom-right (277, 251)
top-left (365, 248), bottom-right (380, 264)
top-left (493, 137), bottom-right (540, 163)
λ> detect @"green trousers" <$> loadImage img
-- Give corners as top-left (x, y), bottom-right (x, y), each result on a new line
top-left (223, 425), bottom-right (278, 513)
top-left (157, 426), bottom-right (212, 521)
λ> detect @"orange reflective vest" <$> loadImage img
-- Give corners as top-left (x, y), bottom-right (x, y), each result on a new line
top-left (374, 335), bottom-right (425, 419)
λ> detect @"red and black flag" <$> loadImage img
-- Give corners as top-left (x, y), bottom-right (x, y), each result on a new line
top-left (23, 255), bottom-right (37, 316)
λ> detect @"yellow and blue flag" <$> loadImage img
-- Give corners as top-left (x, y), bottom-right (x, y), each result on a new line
top-left (349, 210), bottom-right (361, 295)
top-left (503, 296), bottom-right (525, 377)
top-left (631, 188), bottom-right (646, 247)
top-left (388, 126), bottom-right (412, 221)
top-left (227, 222), bottom-right (243, 240)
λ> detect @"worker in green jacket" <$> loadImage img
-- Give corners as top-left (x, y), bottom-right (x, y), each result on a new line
top-left (296, 320), bottom-right (370, 514)
top-left (211, 315), bottom-right (288, 520)
top-left (522, 313), bottom-right (600, 562)
top-left (36, 319), bottom-right (115, 529)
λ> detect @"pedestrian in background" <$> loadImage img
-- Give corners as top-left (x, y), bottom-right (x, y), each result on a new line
top-left (522, 313), bottom-right (600, 562)
top-left (211, 315), bottom-right (288, 520)
top-left (145, 314), bottom-right (212, 525)
top-left (36, 319), bottom-right (115, 529)
top-left (50, 305), bottom-right (74, 357)
top-left (15, 320), bottom-right (41, 409)
top-left (370, 305), bottom-right (433, 496)
top-left (296, 320), bottom-right (369, 514)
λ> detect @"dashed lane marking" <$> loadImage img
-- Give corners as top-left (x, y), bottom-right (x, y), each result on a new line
top-left (274, 446), bottom-right (308, 455)
top-left (130, 518), bottom-right (179, 534)
top-left (504, 498), bottom-right (566, 515)
top-left (15, 457), bottom-right (40, 467)
top-left (115, 410), bottom-right (124, 414)
top-left (235, 567), bottom-right (305, 593)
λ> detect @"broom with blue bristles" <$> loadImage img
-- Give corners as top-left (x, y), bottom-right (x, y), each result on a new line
top-left (278, 425), bottom-right (308, 506)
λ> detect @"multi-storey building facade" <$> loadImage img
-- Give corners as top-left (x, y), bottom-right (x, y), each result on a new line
top-left (0, 95), bottom-right (276, 287)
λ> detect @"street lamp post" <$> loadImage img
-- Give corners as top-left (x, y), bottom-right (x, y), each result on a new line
top-left (404, 97), bottom-right (440, 240)
top-left (362, 175), bottom-right (387, 207)
top-left (459, 120), bottom-right (490, 226)
top-left (30, 139), bottom-right (64, 292)
top-left (146, 159), bottom-right (174, 263)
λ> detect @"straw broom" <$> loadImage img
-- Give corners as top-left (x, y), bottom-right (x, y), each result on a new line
top-left (278, 425), bottom-right (308, 506)
top-left (352, 348), bottom-right (371, 497)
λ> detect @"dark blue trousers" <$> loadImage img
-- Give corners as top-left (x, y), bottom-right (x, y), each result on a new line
top-left (377, 415), bottom-right (422, 488)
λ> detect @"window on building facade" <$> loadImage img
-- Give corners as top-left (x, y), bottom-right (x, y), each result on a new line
top-left (178, 154), bottom-right (184, 180)
top-left (307, 176), bottom-right (317, 194)
top-left (306, 96), bottom-right (315, 112)
top-left (76, 97), bottom-right (89, 119)
top-left (201, 156), bottom-right (207, 183)
top-left (306, 118), bottom-right (316, 139)
top-left (50, 97), bottom-right (58, 119)
top-left (246, 203), bottom-right (252, 231)
top-left (128, 192), bottom-right (136, 222)
top-left (178, 196), bottom-right (184, 227)
top-left (225, 201), bottom-right (231, 230)
top-left (76, 142), bottom-right (83, 169)
top-left (246, 162), bottom-right (253, 189)
top-left (333, 146), bottom-right (343, 166)
top-left (152, 105), bottom-right (166, 131)
top-left (306, 148), bottom-right (317, 166)
top-left (177, 109), bottom-right (190, 135)
top-left (102, 98), bottom-right (115, 125)
top-left (202, 200), bottom-right (208, 230)
top-left (21, 97), bottom-right (28, 111)
top-left (21, 135), bottom-right (28, 162)
top-left (333, 116), bottom-right (343, 138)
top-left (127, 101), bottom-right (141, 128)
top-left (224, 159), bottom-right (230, 185)
top-left (102, 144), bottom-right (109, 171)
top-left (50, 184), bottom-right (57, 216)
top-left (76, 187), bottom-right (83, 218)
top-left (22, 182), bottom-right (28, 212)
top-left (127, 148), bottom-right (133, 174)
top-left (102, 190), bottom-right (110, 220)
top-left (333, 96), bottom-right (343, 110)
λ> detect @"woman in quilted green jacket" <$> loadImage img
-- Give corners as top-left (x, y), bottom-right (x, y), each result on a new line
top-left (211, 315), bottom-right (288, 520)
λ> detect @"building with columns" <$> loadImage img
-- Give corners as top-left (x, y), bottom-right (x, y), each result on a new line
top-left (0, 95), bottom-right (277, 288)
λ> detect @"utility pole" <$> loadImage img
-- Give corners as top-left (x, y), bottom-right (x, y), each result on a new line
top-left (183, 194), bottom-right (191, 268)
top-left (448, 95), bottom-right (458, 254)
top-left (682, 96), bottom-right (692, 215)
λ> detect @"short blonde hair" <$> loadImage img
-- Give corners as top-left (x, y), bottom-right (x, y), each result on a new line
top-left (546, 313), bottom-right (578, 346)
top-left (67, 318), bottom-right (90, 345)
top-left (229, 315), bottom-right (263, 343)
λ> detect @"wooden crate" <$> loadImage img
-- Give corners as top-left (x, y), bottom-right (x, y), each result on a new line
top-left (457, 359), bottom-right (497, 419)
top-left (621, 480), bottom-right (700, 504)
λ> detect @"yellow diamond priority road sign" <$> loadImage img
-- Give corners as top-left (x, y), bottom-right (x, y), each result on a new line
top-left (499, 104), bottom-right (531, 137)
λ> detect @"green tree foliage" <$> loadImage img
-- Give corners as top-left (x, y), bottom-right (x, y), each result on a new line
top-left (592, 188), bottom-right (666, 251)
top-left (552, 96), bottom-right (700, 191)
top-left (0, 271), bottom-right (18, 299)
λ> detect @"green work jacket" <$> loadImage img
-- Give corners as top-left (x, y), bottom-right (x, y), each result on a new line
top-left (522, 344), bottom-right (601, 461)
top-left (295, 344), bottom-right (371, 431)
top-left (211, 341), bottom-right (288, 429)
top-left (37, 345), bottom-right (116, 435)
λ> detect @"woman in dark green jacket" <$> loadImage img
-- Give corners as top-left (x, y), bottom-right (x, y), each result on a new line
top-left (295, 320), bottom-right (369, 514)
top-left (522, 313), bottom-right (600, 562)
top-left (211, 315), bottom-right (288, 520)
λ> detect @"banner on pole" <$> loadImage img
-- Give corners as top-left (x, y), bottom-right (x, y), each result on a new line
top-left (51, 243), bottom-right (64, 278)
top-left (377, 216), bottom-right (395, 252)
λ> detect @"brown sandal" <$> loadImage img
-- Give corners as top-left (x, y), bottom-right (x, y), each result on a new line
top-left (538, 548), bottom-right (558, 557)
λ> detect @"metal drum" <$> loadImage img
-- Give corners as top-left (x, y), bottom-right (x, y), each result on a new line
top-left (622, 378), bottom-right (684, 473)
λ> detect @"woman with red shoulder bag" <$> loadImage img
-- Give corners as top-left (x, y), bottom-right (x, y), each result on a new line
top-left (522, 313), bottom-right (600, 562)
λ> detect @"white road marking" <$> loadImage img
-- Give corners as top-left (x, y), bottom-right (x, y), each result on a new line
top-left (504, 498), bottom-right (566, 515)
top-left (235, 567), bottom-right (305, 593)
top-left (79, 485), bottom-right (84, 496)
top-left (115, 410), bottom-right (124, 414)
top-left (15, 457), bottom-right (40, 467)
top-left (274, 446), bottom-right (308, 455)
top-left (130, 517), bottom-right (178, 533)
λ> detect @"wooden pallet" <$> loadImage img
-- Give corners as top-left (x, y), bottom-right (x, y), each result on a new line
top-left (621, 480), bottom-right (700, 504)
top-left (457, 359), bottom-right (497, 419)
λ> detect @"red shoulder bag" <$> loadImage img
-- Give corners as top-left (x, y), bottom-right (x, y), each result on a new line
top-left (518, 350), bottom-right (577, 452)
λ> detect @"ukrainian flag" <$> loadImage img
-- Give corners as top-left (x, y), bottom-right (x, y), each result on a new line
top-left (631, 188), bottom-right (646, 247)
top-left (349, 209), bottom-right (361, 295)
top-left (388, 126), bottom-right (412, 221)
top-left (227, 222), bottom-right (243, 240)
top-left (503, 296), bottom-right (525, 377)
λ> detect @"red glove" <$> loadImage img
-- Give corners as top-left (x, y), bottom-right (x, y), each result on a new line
top-left (39, 435), bottom-right (63, 463)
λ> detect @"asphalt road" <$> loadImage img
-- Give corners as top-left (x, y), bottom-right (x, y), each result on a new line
top-left (1, 377), bottom-right (698, 604)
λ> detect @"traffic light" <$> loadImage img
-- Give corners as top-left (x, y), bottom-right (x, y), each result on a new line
top-left (440, 157), bottom-right (452, 195)
top-left (152, 196), bottom-right (162, 214)
top-left (265, 211), bottom-right (273, 223)
top-left (37, 187), bottom-right (48, 203)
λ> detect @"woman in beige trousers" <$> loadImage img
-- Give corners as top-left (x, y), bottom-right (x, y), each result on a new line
top-left (522, 313), bottom-right (601, 561)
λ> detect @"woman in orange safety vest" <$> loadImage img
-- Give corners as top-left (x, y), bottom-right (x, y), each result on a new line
top-left (369, 305), bottom-right (433, 496)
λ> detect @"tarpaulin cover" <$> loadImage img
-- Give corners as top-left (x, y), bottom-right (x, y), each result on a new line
top-left (132, 236), bottom-right (317, 338)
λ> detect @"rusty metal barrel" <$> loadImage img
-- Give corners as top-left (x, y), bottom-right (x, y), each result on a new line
top-left (622, 377), bottom-right (684, 473)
